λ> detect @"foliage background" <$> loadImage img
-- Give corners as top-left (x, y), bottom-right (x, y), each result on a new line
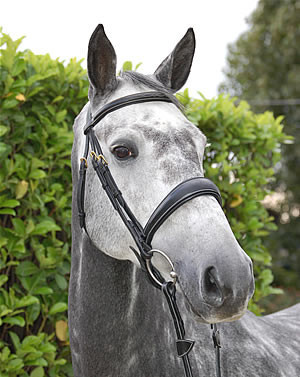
top-left (0, 30), bottom-right (88, 376)
top-left (0, 31), bottom-right (289, 375)
top-left (219, 0), bottom-right (300, 299)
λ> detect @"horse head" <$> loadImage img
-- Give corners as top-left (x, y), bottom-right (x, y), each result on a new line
top-left (72, 24), bottom-right (254, 324)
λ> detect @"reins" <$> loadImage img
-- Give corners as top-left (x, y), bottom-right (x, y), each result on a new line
top-left (77, 91), bottom-right (222, 377)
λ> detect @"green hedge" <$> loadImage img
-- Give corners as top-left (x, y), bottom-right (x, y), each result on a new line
top-left (0, 30), bottom-right (88, 376)
top-left (0, 31), bottom-right (288, 376)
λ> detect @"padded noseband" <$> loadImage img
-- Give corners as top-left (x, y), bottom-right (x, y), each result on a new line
top-left (144, 177), bottom-right (222, 244)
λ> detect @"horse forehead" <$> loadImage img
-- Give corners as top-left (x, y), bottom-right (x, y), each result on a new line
top-left (100, 103), bottom-right (204, 148)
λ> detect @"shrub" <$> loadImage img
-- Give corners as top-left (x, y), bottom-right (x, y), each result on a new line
top-left (0, 32), bottom-right (288, 376)
top-left (0, 29), bottom-right (88, 376)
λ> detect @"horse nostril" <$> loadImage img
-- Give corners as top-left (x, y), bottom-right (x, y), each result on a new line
top-left (202, 267), bottom-right (224, 307)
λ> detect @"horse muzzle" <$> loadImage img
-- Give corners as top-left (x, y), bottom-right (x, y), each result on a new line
top-left (177, 252), bottom-right (255, 323)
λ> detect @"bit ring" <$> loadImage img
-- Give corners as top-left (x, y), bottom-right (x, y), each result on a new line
top-left (145, 249), bottom-right (177, 287)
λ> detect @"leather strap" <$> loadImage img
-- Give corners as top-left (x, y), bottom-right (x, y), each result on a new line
top-left (162, 282), bottom-right (195, 377)
top-left (211, 324), bottom-right (222, 377)
top-left (144, 177), bottom-right (222, 244)
top-left (84, 91), bottom-right (173, 134)
top-left (77, 128), bottom-right (90, 232)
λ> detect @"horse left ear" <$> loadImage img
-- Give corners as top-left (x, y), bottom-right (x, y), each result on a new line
top-left (154, 28), bottom-right (195, 92)
top-left (87, 24), bottom-right (117, 97)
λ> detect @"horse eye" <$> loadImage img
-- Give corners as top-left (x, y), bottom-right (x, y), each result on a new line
top-left (112, 146), bottom-right (132, 160)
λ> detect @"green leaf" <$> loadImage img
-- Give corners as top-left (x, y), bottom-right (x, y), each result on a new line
top-left (16, 261), bottom-right (39, 277)
top-left (30, 367), bottom-right (44, 377)
top-left (268, 287), bottom-right (283, 295)
top-left (0, 142), bottom-right (12, 159)
top-left (52, 95), bottom-right (64, 103)
top-left (15, 295), bottom-right (39, 309)
top-left (259, 269), bottom-right (274, 287)
top-left (32, 287), bottom-right (53, 295)
top-left (25, 350), bottom-right (43, 361)
top-left (49, 302), bottom-right (68, 315)
top-left (0, 306), bottom-right (13, 317)
top-left (2, 98), bottom-right (19, 109)
top-left (26, 357), bottom-right (47, 366)
top-left (54, 274), bottom-right (67, 290)
top-left (122, 61), bottom-right (133, 71)
top-left (27, 302), bottom-right (40, 324)
top-left (3, 316), bottom-right (25, 327)
top-left (55, 110), bottom-right (67, 123)
top-left (8, 357), bottom-right (24, 371)
top-left (0, 125), bottom-right (9, 137)
top-left (31, 220), bottom-right (61, 235)
top-left (0, 275), bottom-right (8, 288)
top-left (29, 169), bottom-right (46, 180)
top-left (0, 208), bottom-right (16, 215)
top-left (39, 343), bottom-right (56, 353)
top-left (9, 331), bottom-right (21, 351)
top-left (134, 62), bottom-right (142, 71)
top-left (12, 58), bottom-right (26, 76)
top-left (0, 199), bottom-right (20, 208)
top-left (22, 335), bottom-right (41, 347)
top-left (12, 78), bottom-right (26, 89)
top-left (12, 218), bottom-right (26, 236)
top-left (26, 220), bottom-right (35, 234)
top-left (1, 346), bottom-right (11, 361)
top-left (54, 358), bottom-right (67, 366)
top-left (16, 180), bottom-right (29, 199)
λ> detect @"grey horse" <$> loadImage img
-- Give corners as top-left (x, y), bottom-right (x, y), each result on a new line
top-left (69, 25), bottom-right (300, 377)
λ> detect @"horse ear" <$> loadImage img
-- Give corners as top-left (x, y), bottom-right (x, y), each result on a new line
top-left (154, 28), bottom-right (195, 92)
top-left (87, 24), bottom-right (117, 96)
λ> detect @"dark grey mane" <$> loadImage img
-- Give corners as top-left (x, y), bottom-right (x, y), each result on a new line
top-left (120, 70), bottom-right (183, 110)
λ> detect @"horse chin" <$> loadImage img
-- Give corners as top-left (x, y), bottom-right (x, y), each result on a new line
top-left (189, 300), bottom-right (247, 324)
top-left (180, 286), bottom-right (248, 324)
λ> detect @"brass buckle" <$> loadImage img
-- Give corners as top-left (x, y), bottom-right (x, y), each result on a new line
top-left (80, 157), bottom-right (88, 168)
top-left (90, 151), bottom-right (108, 165)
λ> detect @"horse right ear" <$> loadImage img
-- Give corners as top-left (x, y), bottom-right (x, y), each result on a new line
top-left (87, 24), bottom-right (117, 96)
top-left (154, 28), bottom-right (195, 92)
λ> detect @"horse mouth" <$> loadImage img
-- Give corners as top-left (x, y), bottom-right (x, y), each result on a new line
top-left (178, 284), bottom-right (211, 323)
top-left (179, 282), bottom-right (248, 324)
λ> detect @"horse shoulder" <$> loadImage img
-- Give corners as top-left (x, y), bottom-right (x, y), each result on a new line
top-left (220, 306), bottom-right (300, 376)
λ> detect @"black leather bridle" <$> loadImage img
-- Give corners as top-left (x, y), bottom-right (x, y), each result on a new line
top-left (77, 91), bottom-right (222, 377)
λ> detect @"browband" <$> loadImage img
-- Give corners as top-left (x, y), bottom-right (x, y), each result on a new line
top-left (84, 91), bottom-right (173, 134)
top-left (144, 177), bottom-right (222, 244)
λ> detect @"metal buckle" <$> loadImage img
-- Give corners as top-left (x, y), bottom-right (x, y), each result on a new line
top-left (90, 151), bottom-right (108, 165)
top-left (145, 249), bottom-right (177, 287)
top-left (80, 157), bottom-right (88, 168)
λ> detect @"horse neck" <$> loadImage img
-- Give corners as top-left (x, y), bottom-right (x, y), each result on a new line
top-left (74, 230), bottom-right (171, 331)
top-left (70, 144), bottom-right (211, 376)
top-left (70, 224), bottom-right (188, 375)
